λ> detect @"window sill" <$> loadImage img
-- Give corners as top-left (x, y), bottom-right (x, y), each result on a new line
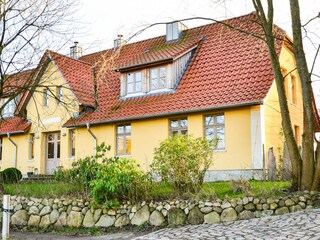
top-left (27, 159), bottom-right (34, 162)
top-left (69, 157), bottom-right (75, 160)
top-left (121, 89), bottom-right (173, 99)
top-left (213, 149), bottom-right (226, 153)
top-left (116, 154), bottom-right (132, 158)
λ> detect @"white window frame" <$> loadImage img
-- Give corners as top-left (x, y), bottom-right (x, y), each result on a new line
top-left (150, 66), bottom-right (167, 90)
top-left (2, 98), bottom-right (15, 118)
top-left (57, 86), bottom-right (63, 104)
top-left (116, 124), bottom-right (131, 155)
top-left (204, 114), bottom-right (225, 150)
top-left (44, 89), bottom-right (49, 107)
top-left (126, 71), bottom-right (142, 94)
top-left (29, 134), bottom-right (35, 160)
top-left (69, 129), bottom-right (75, 158)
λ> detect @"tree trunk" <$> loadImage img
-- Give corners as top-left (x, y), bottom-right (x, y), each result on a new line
top-left (289, 0), bottom-right (315, 190)
top-left (312, 142), bottom-right (320, 190)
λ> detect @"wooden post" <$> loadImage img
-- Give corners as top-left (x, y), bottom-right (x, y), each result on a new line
top-left (262, 144), bottom-right (266, 181)
top-left (2, 195), bottom-right (10, 240)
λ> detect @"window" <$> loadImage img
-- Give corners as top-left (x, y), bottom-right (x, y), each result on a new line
top-left (117, 125), bottom-right (131, 155)
top-left (57, 86), bottom-right (63, 104)
top-left (290, 75), bottom-right (297, 104)
top-left (70, 130), bottom-right (75, 158)
top-left (0, 137), bottom-right (2, 161)
top-left (127, 71), bottom-right (142, 94)
top-left (44, 89), bottom-right (49, 107)
top-left (2, 99), bottom-right (15, 117)
top-left (170, 118), bottom-right (188, 136)
top-left (150, 67), bottom-right (167, 90)
top-left (204, 114), bottom-right (225, 150)
top-left (29, 134), bottom-right (34, 160)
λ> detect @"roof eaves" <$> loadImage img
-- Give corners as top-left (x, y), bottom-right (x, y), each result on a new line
top-left (116, 58), bottom-right (173, 72)
top-left (63, 100), bottom-right (262, 128)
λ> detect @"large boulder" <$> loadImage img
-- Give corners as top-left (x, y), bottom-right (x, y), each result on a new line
top-left (11, 210), bottom-right (28, 226)
top-left (54, 212), bottom-right (67, 228)
top-left (115, 215), bottom-right (130, 228)
top-left (95, 215), bottom-right (115, 228)
top-left (50, 209), bottom-right (60, 224)
top-left (83, 211), bottom-right (95, 228)
top-left (239, 210), bottom-right (254, 220)
top-left (39, 206), bottom-right (52, 216)
top-left (149, 210), bottom-right (165, 226)
top-left (168, 208), bottom-right (186, 226)
top-left (131, 205), bottom-right (150, 226)
top-left (221, 208), bottom-right (237, 222)
top-left (188, 207), bottom-right (204, 225)
top-left (39, 214), bottom-right (51, 228)
top-left (28, 215), bottom-right (40, 227)
top-left (275, 207), bottom-right (289, 215)
top-left (204, 212), bottom-right (220, 224)
top-left (66, 211), bottom-right (83, 228)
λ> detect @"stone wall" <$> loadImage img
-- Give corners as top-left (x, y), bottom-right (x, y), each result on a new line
top-left (2, 191), bottom-right (320, 229)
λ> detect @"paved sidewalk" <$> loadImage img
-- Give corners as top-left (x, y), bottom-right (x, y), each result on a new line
top-left (9, 208), bottom-right (320, 240)
top-left (135, 208), bottom-right (320, 240)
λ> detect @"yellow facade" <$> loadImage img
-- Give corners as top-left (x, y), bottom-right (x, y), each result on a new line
top-left (263, 45), bottom-right (303, 164)
top-left (0, 44), bottom-right (303, 179)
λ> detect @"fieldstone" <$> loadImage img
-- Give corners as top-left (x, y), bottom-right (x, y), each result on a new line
top-left (28, 215), bottom-right (40, 227)
top-left (115, 215), bottom-right (130, 227)
top-left (204, 211), bottom-right (220, 224)
top-left (29, 206), bottom-right (40, 215)
top-left (40, 206), bottom-right (52, 216)
top-left (14, 204), bottom-right (23, 212)
top-left (221, 202), bottom-right (231, 209)
top-left (54, 212), bottom-right (67, 228)
top-left (221, 208), bottom-right (237, 222)
top-left (149, 210), bottom-right (165, 226)
top-left (256, 204), bottom-right (263, 211)
top-left (213, 207), bottom-right (223, 213)
top-left (244, 203), bottom-right (255, 211)
top-left (299, 202), bottom-right (306, 209)
top-left (278, 200), bottom-right (285, 207)
top-left (188, 207), bottom-right (204, 225)
top-left (239, 210), bottom-right (255, 220)
top-left (267, 198), bottom-right (274, 204)
top-left (205, 202), bottom-right (213, 207)
top-left (168, 208), bottom-right (186, 226)
top-left (94, 209), bottom-right (102, 222)
top-left (49, 209), bottom-right (59, 224)
top-left (270, 203), bottom-right (278, 210)
top-left (131, 205), bottom-right (150, 226)
top-left (200, 207), bottom-right (212, 213)
top-left (107, 209), bottom-right (116, 216)
top-left (83, 211), bottom-right (95, 228)
top-left (66, 211), bottom-right (83, 228)
top-left (243, 197), bottom-right (249, 205)
top-left (235, 204), bottom-right (244, 213)
top-left (11, 210), bottom-right (28, 226)
top-left (285, 199), bottom-right (295, 207)
top-left (39, 214), bottom-right (51, 228)
top-left (72, 207), bottom-right (81, 212)
top-left (275, 207), bottom-right (289, 215)
top-left (95, 215), bottom-right (115, 228)
top-left (313, 199), bottom-right (320, 208)
top-left (290, 205), bottom-right (302, 212)
top-left (161, 209), bottom-right (168, 217)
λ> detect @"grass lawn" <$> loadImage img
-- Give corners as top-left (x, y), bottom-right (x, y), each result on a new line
top-left (3, 180), bottom-right (290, 200)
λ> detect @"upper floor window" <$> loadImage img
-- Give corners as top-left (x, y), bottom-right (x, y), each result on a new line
top-left (2, 98), bottom-right (15, 118)
top-left (170, 118), bottom-right (188, 136)
top-left (290, 75), bottom-right (297, 104)
top-left (204, 114), bottom-right (225, 150)
top-left (150, 67), bottom-right (167, 90)
top-left (57, 86), bottom-right (63, 104)
top-left (43, 89), bottom-right (49, 107)
top-left (117, 124), bottom-right (131, 155)
top-left (127, 71), bottom-right (142, 94)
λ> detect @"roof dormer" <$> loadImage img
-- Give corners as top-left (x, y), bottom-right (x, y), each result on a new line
top-left (166, 21), bottom-right (187, 42)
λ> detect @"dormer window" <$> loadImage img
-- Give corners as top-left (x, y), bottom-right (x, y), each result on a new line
top-left (150, 67), bottom-right (167, 90)
top-left (127, 71), bottom-right (142, 94)
top-left (2, 98), bottom-right (15, 118)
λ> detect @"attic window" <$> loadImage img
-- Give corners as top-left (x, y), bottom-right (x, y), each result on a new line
top-left (150, 67), bottom-right (167, 90)
top-left (126, 71), bottom-right (142, 94)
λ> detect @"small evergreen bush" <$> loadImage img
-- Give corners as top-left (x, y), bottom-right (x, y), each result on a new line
top-left (1, 168), bottom-right (22, 183)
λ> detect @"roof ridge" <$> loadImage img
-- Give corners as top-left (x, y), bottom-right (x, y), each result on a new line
top-left (47, 49), bottom-right (94, 67)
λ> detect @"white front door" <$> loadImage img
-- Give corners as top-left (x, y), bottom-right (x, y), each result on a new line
top-left (46, 132), bottom-right (60, 174)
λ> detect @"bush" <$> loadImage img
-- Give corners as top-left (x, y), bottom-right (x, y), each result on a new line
top-left (230, 178), bottom-right (252, 195)
top-left (90, 144), bottom-right (150, 206)
top-left (1, 168), bottom-right (22, 183)
top-left (151, 135), bottom-right (215, 193)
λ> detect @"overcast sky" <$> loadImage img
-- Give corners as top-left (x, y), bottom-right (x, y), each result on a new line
top-left (72, 0), bottom-right (320, 97)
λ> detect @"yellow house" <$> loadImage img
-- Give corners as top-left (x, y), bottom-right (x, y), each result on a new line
top-left (0, 13), bottom-right (307, 180)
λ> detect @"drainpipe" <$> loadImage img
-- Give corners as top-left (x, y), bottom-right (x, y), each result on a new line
top-left (7, 133), bottom-right (17, 168)
top-left (86, 123), bottom-right (97, 156)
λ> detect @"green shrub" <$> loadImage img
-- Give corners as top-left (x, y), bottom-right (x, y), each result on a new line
top-left (151, 135), bottom-right (215, 193)
top-left (1, 168), bottom-right (22, 183)
top-left (90, 144), bottom-right (150, 206)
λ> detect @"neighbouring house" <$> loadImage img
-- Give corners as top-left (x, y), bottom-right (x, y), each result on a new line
top-left (0, 12), bottom-right (312, 180)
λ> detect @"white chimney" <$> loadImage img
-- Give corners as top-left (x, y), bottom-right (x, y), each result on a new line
top-left (114, 35), bottom-right (125, 50)
top-left (166, 21), bottom-right (187, 42)
top-left (70, 41), bottom-right (82, 59)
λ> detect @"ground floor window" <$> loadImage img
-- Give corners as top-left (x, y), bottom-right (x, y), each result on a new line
top-left (29, 134), bottom-right (35, 160)
top-left (69, 130), bottom-right (75, 158)
top-left (117, 124), bottom-right (131, 155)
top-left (170, 118), bottom-right (188, 136)
top-left (204, 114), bottom-right (225, 150)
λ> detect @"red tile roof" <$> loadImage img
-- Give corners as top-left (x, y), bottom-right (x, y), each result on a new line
top-left (0, 117), bottom-right (31, 136)
top-left (64, 12), bottom-right (285, 127)
top-left (48, 51), bottom-right (95, 106)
